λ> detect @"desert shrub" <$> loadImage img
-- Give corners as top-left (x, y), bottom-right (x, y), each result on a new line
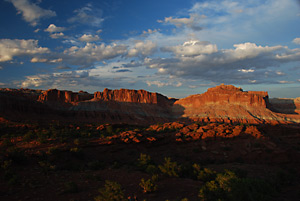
top-left (159, 157), bottom-right (180, 177)
top-left (139, 174), bottom-right (158, 193)
top-left (63, 181), bottom-right (78, 193)
top-left (193, 164), bottom-right (217, 182)
top-left (94, 180), bottom-right (126, 201)
top-left (198, 170), bottom-right (275, 201)
top-left (138, 153), bottom-right (152, 169)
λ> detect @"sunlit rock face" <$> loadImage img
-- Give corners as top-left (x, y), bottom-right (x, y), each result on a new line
top-left (173, 84), bottom-right (285, 124)
top-left (93, 88), bottom-right (172, 107)
top-left (175, 84), bottom-right (269, 108)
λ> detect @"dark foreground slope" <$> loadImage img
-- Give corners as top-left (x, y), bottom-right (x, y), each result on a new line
top-left (0, 121), bottom-right (299, 201)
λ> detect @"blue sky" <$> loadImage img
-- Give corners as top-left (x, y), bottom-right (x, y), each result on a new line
top-left (0, 0), bottom-right (300, 98)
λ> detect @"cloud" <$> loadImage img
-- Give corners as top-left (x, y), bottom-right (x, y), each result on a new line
top-left (238, 69), bottom-right (255, 73)
top-left (20, 70), bottom-right (124, 91)
top-left (44, 24), bottom-right (66, 33)
top-left (50, 32), bottom-right (65, 39)
top-left (146, 80), bottom-right (182, 88)
top-left (0, 66), bottom-right (3, 70)
top-left (63, 42), bottom-right (128, 67)
top-left (142, 29), bottom-right (159, 36)
top-left (127, 40), bottom-right (157, 57)
top-left (276, 71), bottom-right (285, 75)
top-left (8, 0), bottom-right (56, 26)
top-left (21, 71), bottom-right (90, 88)
top-left (158, 13), bottom-right (204, 31)
top-left (144, 41), bottom-right (300, 84)
top-left (0, 39), bottom-right (49, 62)
top-left (293, 37), bottom-right (300, 44)
top-left (78, 34), bottom-right (100, 42)
top-left (68, 3), bottom-right (104, 27)
top-left (162, 40), bottom-right (218, 56)
top-left (30, 57), bottom-right (47, 63)
top-left (278, 80), bottom-right (293, 84)
top-left (30, 57), bottom-right (62, 63)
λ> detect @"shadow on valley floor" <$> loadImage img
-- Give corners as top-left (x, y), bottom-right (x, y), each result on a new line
top-left (0, 90), bottom-right (187, 125)
top-left (268, 98), bottom-right (298, 114)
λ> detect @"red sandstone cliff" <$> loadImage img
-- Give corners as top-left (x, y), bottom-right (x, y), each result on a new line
top-left (38, 89), bottom-right (93, 106)
top-left (0, 85), bottom-right (299, 124)
top-left (175, 84), bottom-right (268, 108)
top-left (173, 84), bottom-right (288, 124)
top-left (93, 88), bottom-right (172, 106)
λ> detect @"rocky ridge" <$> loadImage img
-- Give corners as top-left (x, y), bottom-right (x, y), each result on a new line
top-left (0, 85), bottom-right (299, 124)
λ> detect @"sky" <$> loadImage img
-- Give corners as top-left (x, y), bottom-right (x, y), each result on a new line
top-left (0, 0), bottom-right (300, 98)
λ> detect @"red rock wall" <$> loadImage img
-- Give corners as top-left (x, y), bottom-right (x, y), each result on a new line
top-left (38, 89), bottom-right (93, 104)
top-left (175, 84), bottom-right (269, 108)
top-left (94, 88), bottom-right (171, 106)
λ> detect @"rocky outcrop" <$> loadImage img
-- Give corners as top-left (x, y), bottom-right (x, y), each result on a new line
top-left (94, 88), bottom-right (172, 106)
top-left (173, 84), bottom-right (282, 124)
top-left (38, 89), bottom-right (93, 106)
top-left (175, 84), bottom-right (269, 108)
top-left (0, 85), bottom-right (300, 125)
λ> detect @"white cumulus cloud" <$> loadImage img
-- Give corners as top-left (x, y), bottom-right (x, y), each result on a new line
top-left (44, 24), bottom-right (66, 33)
top-left (50, 32), bottom-right (65, 39)
top-left (162, 40), bottom-right (218, 57)
top-left (127, 40), bottom-right (157, 57)
top-left (78, 34), bottom-right (100, 42)
top-left (0, 39), bottom-right (49, 62)
top-left (293, 38), bottom-right (300, 45)
top-left (63, 42), bottom-right (128, 67)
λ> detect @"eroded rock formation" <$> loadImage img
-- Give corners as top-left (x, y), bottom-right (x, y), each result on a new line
top-left (0, 85), bottom-right (299, 124)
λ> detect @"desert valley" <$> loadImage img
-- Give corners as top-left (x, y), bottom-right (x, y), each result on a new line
top-left (0, 84), bottom-right (299, 201)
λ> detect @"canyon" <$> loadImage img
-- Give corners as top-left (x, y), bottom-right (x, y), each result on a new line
top-left (0, 84), bottom-right (299, 125)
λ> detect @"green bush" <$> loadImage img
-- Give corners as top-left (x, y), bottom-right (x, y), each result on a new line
top-left (137, 153), bottom-right (157, 174)
top-left (137, 153), bottom-right (152, 169)
top-left (193, 164), bottom-right (216, 182)
top-left (94, 180), bottom-right (126, 201)
top-left (140, 174), bottom-right (158, 193)
top-left (158, 157), bottom-right (180, 177)
top-left (198, 170), bottom-right (275, 201)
